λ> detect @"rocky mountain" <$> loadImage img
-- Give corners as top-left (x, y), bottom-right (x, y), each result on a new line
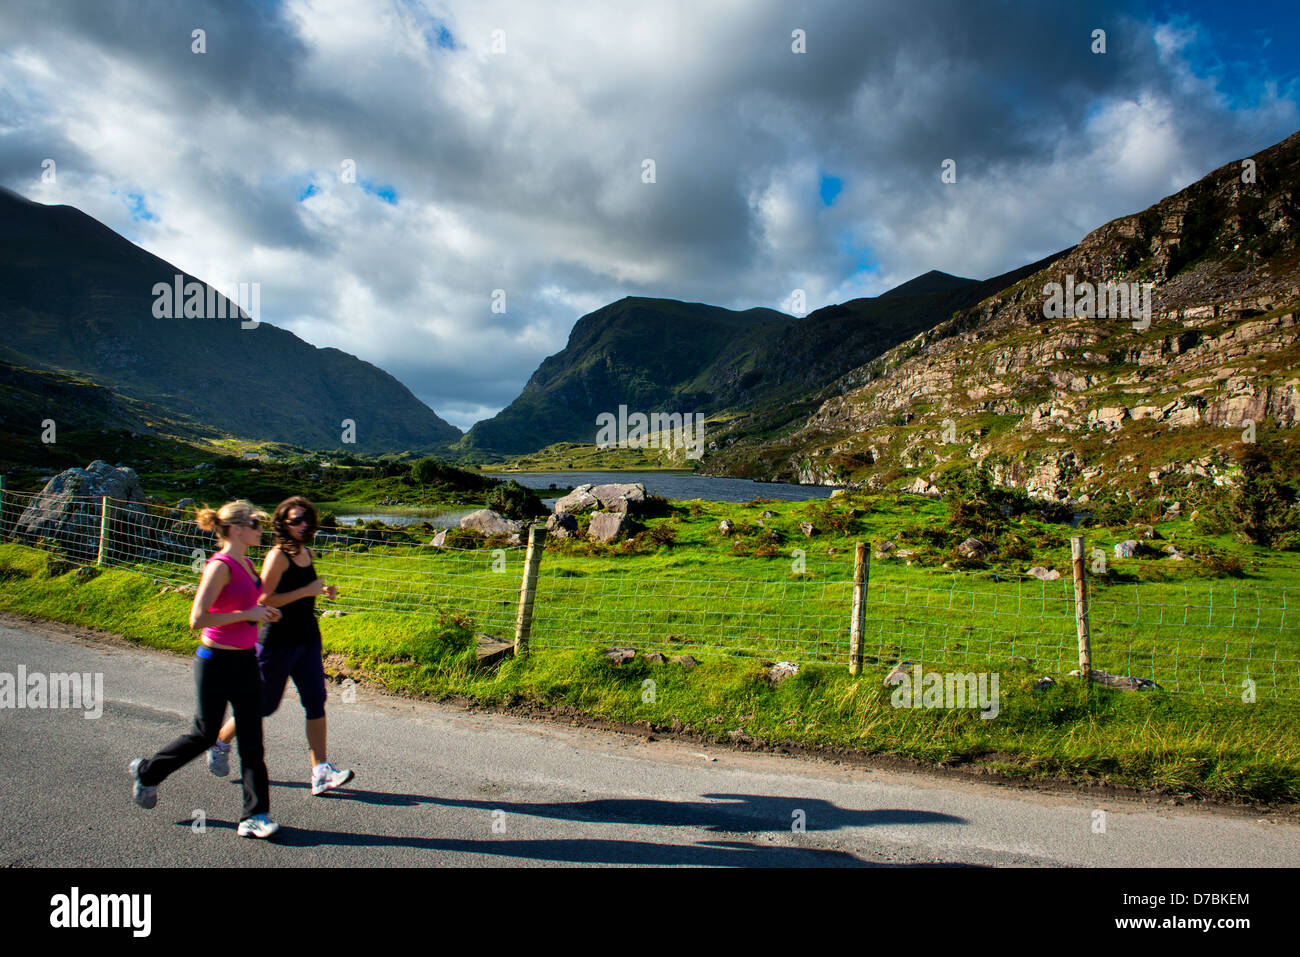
top-left (0, 187), bottom-right (461, 454)
top-left (457, 255), bottom-right (1066, 461)
top-left (705, 130), bottom-right (1300, 503)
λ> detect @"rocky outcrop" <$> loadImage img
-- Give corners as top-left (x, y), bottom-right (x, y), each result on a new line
top-left (459, 509), bottom-right (523, 537)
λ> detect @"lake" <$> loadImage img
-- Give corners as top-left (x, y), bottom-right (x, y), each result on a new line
top-left (335, 470), bottom-right (833, 527)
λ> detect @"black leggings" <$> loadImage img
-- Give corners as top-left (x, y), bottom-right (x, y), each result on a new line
top-left (138, 645), bottom-right (269, 820)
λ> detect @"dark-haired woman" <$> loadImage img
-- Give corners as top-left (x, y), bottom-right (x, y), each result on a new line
top-left (210, 496), bottom-right (354, 796)
top-left (130, 500), bottom-right (282, 839)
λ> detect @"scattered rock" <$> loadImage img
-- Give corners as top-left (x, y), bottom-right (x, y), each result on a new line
top-left (718, 519), bottom-right (735, 536)
top-left (767, 661), bottom-right (800, 685)
top-left (1114, 540), bottom-right (1141, 558)
top-left (761, 510), bottom-right (776, 518)
top-left (671, 654), bottom-right (699, 670)
top-left (1034, 676), bottom-right (1057, 693)
top-left (956, 537), bottom-right (988, 559)
top-left (604, 646), bottom-right (636, 665)
top-left (884, 661), bottom-right (914, 687)
top-left (643, 652), bottom-right (665, 664)
top-left (799, 522), bottom-right (816, 537)
top-left (1067, 668), bottom-right (1162, 690)
top-left (429, 528), bottom-right (448, 548)
top-left (1026, 565), bottom-right (1061, 581)
top-left (321, 610), bottom-right (347, 617)
top-left (459, 509), bottom-right (524, 537)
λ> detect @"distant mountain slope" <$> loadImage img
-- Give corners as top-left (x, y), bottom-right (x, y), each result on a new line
top-left (458, 256), bottom-right (1070, 461)
top-left (0, 187), bottom-right (461, 454)
top-left (454, 297), bottom-right (794, 458)
top-left (709, 129), bottom-right (1300, 501)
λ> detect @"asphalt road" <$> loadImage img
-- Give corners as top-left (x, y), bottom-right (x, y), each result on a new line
top-left (1, 616), bottom-right (1296, 867)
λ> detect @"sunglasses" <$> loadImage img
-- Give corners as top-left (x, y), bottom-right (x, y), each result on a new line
top-left (286, 516), bottom-right (311, 526)
top-left (228, 519), bottom-right (263, 529)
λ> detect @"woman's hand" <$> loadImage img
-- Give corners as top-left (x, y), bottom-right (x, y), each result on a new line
top-left (307, 578), bottom-right (337, 600)
top-left (245, 604), bottom-right (282, 623)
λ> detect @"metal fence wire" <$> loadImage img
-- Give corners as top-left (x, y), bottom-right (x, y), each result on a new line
top-left (1, 489), bottom-right (1296, 700)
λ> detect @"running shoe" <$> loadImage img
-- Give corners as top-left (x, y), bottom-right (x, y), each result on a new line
top-left (129, 758), bottom-right (157, 809)
top-left (207, 741), bottom-right (230, 777)
top-left (236, 813), bottom-right (280, 839)
top-left (311, 762), bottom-right (355, 796)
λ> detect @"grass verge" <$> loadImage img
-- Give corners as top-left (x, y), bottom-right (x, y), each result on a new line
top-left (2, 540), bottom-right (1296, 808)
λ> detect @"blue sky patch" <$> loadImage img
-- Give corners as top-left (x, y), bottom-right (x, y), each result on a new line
top-left (359, 179), bottom-right (399, 205)
top-left (115, 190), bottom-right (156, 222)
top-left (819, 174), bottom-right (842, 207)
top-left (298, 183), bottom-right (319, 202)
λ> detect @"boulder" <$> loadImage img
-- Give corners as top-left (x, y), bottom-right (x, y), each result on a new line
top-left (591, 483), bottom-right (647, 514)
top-left (799, 522), bottom-right (816, 537)
top-left (553, 484), bottom-right (601, 515)
top-left (643, 652), bottom-right (665, 664)
top-left (588, 511), bottom-right (629, 543)
top-left (671, 655), bottom-right (699, 670)
top-left (1114, 540), bottom-right (1141, 558)
top-left (16, 460), bottom-right (158, 561)
top-left (459, 509), bottom-right (524, 537)
top-left (545, 512), bottom-right (578, 540)
top-left (718, 519), bottom-right (735, 536)
top-left (956, 537), bottom-right (988, 559)
top-left (1068, 668), bottom-right (1162, 690)
top-left (1026, 566), bottom-right (1061, 581)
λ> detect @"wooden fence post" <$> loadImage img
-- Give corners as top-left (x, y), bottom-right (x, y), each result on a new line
top-left (97, 496), bottom-right (111, 567)
top-left (514, 523), bottom-right (547, 658)
top-left (1071, 535), bottom-right (1092, 683)
top-left (849, 541), bottom-right (870, 675)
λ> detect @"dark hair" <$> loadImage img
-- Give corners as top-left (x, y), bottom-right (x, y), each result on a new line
top-left (271, 496), bottom-right (318, 556)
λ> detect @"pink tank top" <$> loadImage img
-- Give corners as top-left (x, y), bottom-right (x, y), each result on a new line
top-left (201, 552), bottom-right (262, 649)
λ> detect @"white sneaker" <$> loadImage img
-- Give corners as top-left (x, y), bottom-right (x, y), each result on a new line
top-left (129, 758), bottom-right (157, 809)
top-left (311, 762), bottom-right (354, 796)
top-left (207, 742), bottom-right (230, 777)
top-left (236, 813), bottom-right (280, 839)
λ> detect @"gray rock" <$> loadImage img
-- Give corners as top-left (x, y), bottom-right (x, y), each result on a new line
top-left (799, 522), bottom-right (816, 537)
top-left (761, 510), bottom-right (776, 518)
top-left (430, 528), bottom-right (447, 548)
top-left (588, 511), bottom-right (629, 543)
top-left (718, 519), bottom-right (735, 536)
top-left (16, 460), bottom-right (151, 558)
top-left (1034, 676), bottom-right (1057, 693)
top-left (545, 512), bottom-right (578, 540)
top-left (1114, 540), bottom-right (1141, 558)
top-left (767, 661), bottom-right (799, 685)
top-left (1068, 668), bottom-right (1162, 690)
top-left (672, 654), bottom-right (699, 670)
top-left (604, 646), bottom-right (635, 665)
top-left (956, 537), bottom-right (988, 559)
top-left (643, 652), bottom-right (665, 664)
top-left (591, 483), bottom-right (647, 514)
top-left (459, 509), bottom-right (524, 537)
top-left (1026, 565), bottom-right (1061, 580)
top-left (884, 661), bottom-right (914, 687)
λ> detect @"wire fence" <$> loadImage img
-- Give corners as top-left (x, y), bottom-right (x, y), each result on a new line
top-left (1, 488), bottom-right (1297, 700)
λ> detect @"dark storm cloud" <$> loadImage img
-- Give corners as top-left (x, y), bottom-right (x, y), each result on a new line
top-left (1, 0), bottom-right (1296, 430)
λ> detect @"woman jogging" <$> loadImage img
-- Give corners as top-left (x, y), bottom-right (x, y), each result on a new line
top-left (129, 500), bottom-right (282, 839)
top-left (209, 496), bottom-right (354, 796)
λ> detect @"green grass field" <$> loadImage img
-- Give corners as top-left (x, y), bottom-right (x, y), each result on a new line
top-left (3, 487), bottom-right (1299, 806)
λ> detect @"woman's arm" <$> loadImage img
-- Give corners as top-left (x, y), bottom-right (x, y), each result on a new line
top-left (259, 547), bottom-right (326, 607)
top-left (189, 560), bottom-right (273, 629)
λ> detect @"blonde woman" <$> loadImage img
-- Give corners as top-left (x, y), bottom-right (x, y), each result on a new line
top-left (129, 500), bottom-right (283, 839)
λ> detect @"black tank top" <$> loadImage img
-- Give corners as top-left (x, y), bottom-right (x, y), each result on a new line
top-left (260, 549), bottom-right (321, 648)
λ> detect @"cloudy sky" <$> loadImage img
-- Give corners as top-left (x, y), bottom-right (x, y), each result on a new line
top-left (2, 0), bottom-right (1298, 431)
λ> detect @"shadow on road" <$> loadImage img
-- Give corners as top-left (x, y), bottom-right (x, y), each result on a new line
top-left (184, 817), bottom-right (976, 866)
top-left (264, 781), bottom-right (967, 834)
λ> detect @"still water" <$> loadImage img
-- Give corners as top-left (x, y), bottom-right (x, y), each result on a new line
top-left (336, 470), bottom-right (832, 526)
